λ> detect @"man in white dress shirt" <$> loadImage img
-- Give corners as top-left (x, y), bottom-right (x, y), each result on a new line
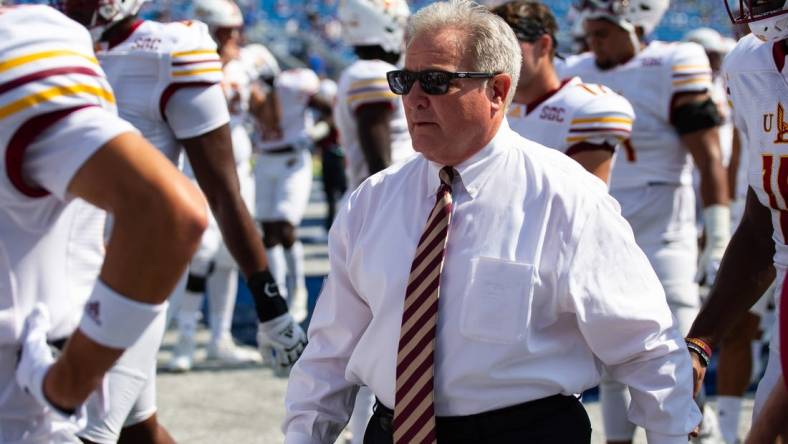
top-left (283, 1), bottom-right (700, 443)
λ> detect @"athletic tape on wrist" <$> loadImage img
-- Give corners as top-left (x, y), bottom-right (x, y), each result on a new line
top-left (703, 204), bottom-right (731, 251)
top-left (78, 280), bottom-right (167, 349)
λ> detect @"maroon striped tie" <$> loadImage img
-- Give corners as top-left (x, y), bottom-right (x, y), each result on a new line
top-left (393, 166), bottom-right (455, 444)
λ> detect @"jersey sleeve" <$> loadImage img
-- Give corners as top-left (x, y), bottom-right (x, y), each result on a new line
top-left (670, 42), bottom-right (713, 96)
top-left (167, 21), bottom-right (223, 85)
top-left (721, 43), bottom-right (749, 136)
top-left (566, 86), bottom-right (635, 149)
top-left (164, 83), bottom-right (229, 140)
top-left (345, 65), bottom-right (398, 112)
top-left (160, 20), bottom-right (225, 121)
top-left (0, 6), bottom-right (134, 199)
top-left (24, 107), bottom-right (134, 199)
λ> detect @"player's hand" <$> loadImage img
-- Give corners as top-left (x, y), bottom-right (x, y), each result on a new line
top-left (689, 351), bottom-right (707, 398)
top-left (15, 304), bottom-right (86, 425)
top-left (257, 313), bottom-right (306, 378)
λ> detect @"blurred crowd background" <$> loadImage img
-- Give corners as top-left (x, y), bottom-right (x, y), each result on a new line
top-left (18, 1), bottom-right (735, 80)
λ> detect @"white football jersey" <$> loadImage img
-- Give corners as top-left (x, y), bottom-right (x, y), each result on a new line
top-left (712, 75), bottom-right (734, 167)
top-left (507, 76), bottom-right (634, 159)
top-left (0, 5), bottom-right (133, 345)
top-left (220, 58), bottom-right (253, 167)
top-left (97, 19), bottom-right (226, 164)
top-left (335, 59), bottom-right (413, 189)
top-left (561, 41), bottom-right (713, 191)
top-left (724, 34), bottom-right (788, 270)
top-left (257, 68), bottom-right (321, 150)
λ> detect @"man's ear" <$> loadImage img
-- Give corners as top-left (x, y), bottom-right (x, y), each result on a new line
top-left (536, 33), bottom-right (553, 59)
top-left (489, 73), bottom-right (511, 111)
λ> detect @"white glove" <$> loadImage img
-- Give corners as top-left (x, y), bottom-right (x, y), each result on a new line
top-left (15, 304), bottom-right (86, 427)
top-left (257, 313), bottom-right (307, 378)
top-left (697, 204), bottom-right (731, 286)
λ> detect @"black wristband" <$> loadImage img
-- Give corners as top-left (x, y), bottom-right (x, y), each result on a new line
top-left (246, 270), bottom-right (289, 322)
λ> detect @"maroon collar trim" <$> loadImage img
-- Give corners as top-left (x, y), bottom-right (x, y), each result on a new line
top-left (773, 39), bottom-right (787, 72)
top-left (105, 20), bottom-right (144, 50)
top-left (526, 78), bottom-right (572, 115)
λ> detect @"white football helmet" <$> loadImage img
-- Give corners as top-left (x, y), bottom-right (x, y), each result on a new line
top-left (54, 0), bottom-right (147, 41)
top-left (337, 0), bottom-right (410, 53)
top-left (240, 43), bottom-right (280, 80)
top-left (193, 0), bottom-right (243, 29)
top-left (576, 0), bottom-right (669, 36)
top-left (683, 27), bottom-right (727, 53)
top-left (724, 0), bottom-right (788, 42)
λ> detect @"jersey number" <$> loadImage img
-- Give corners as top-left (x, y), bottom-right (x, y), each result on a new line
top-left (761, 153), bottom-right (788, 241)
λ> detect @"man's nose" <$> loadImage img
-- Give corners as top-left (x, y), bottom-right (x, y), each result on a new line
top-left (403, 80), bottom-right (430, 111)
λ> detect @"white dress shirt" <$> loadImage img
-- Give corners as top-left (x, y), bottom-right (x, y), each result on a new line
top-left (283, 120), bottom-right (701, 444)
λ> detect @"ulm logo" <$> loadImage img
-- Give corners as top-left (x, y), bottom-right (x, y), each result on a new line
top-left (763, 103), bottom-right (788, 144)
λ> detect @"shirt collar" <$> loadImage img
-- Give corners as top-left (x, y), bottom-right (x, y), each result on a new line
top-left (425, 119), bottom-right (512, 199)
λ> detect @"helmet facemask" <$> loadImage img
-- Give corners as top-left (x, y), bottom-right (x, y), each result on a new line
top-left (725, 0), bottom-right (788, 41)
top-left (53, 0), bottom-right (145, 42)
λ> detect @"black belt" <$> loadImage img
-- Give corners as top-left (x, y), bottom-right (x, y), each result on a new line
top-left (372, 394), bottom-right (583, 440)
top-left (261, 145), bottom-right (296, 155)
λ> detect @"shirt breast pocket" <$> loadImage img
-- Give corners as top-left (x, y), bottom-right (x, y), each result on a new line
top-left (459, 257), bottom-right (534, 344)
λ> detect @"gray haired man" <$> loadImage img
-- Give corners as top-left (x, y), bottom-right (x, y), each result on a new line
top-left (283, 1), bottom-right (701, 443)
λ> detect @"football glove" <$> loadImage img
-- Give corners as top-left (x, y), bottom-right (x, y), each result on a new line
top-left (16, 304), bottom-right (87, 427)
top-left (257, 313), bottom-right (306, 378)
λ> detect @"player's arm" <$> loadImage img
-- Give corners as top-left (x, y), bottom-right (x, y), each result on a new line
top-left (728, 128), bottom-right (741, 201)
top-left (686, 188), bottom-right (776, 394)
top-left (181, 125), bottom-right (268, 278)
top-left (673, 92), bottom-right (729, 207)
top-left (564, 90), bottom-right (633, 184)
top-left (672, 91), bottom-right (731, 285)
top-left (41, 131), bottom-right (207, 411)
top-left (180, 116), bottom-right (305, 373)
top-left (566, 143), bottom-right (615, 183)
top-left (168, 23), bottom-right (305, 371)
top-left (249, 81), bottom-right (283, 142)
top-left (356, 102), bottom-right (393, 177)
top-left (746, 376), bottom-right (788, 443)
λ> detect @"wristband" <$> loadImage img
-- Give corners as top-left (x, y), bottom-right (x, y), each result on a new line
top-left (78, 280), bottom-right (167, 349)
top-left (247, 270), bottom-right (289, 322)
top-left (685, 337), bottom-right (712, 368)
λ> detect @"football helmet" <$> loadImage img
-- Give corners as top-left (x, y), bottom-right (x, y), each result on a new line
top-left (575, 0), bottom-right (669, 36)
top-left (53, 0), bottom-right (147, 41)
top-left (724, 0), bottom-right (788, 42)
top-left (337, 0), bottom-right (410, 53)
top-left (240, 43), bottom-right (280, 80)
top-left (193, 0), bottom-right (243, 29)
top-left (683, 27), bottom-right (727, 53)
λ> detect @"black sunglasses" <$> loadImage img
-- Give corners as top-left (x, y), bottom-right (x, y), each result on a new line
top-left (386, 70), bottom-right (497, 95)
